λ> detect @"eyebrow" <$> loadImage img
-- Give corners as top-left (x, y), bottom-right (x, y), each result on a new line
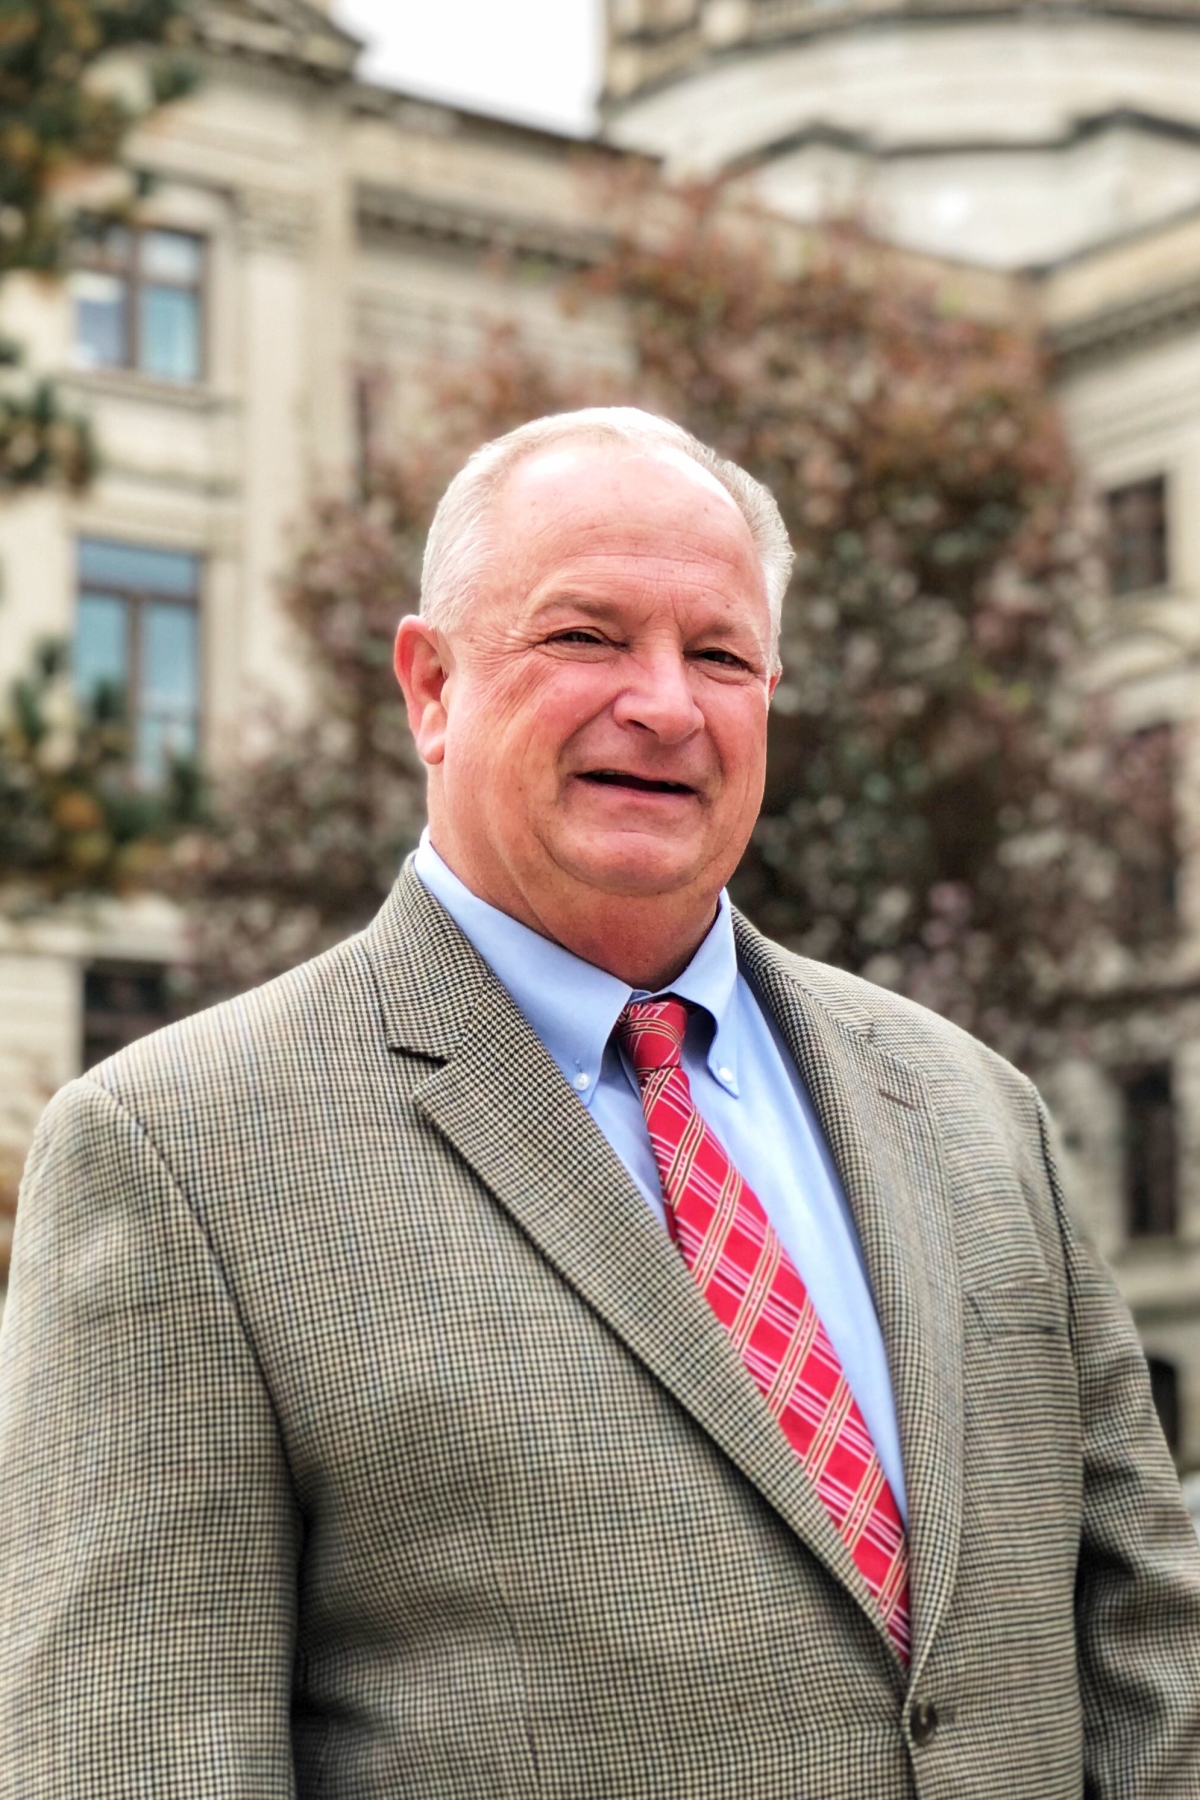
top-left (527, 594), bottom-right (624, 624)
top-left (528, 592), bottom-right (764, 642)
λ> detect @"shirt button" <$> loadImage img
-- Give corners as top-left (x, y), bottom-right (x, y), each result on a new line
top-left (572, 1072), bottom-right (589, 1091)
top-left (718, 1067), bottom-right (734, 1084)
top-left (909, 1701), bottom-right (939, 1746)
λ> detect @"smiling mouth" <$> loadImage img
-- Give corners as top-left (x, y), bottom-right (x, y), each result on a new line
top-left (579, 769), bottom-right (697, 796)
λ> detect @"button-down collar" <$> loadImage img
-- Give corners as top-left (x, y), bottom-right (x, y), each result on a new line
top-left (413, 830), bottom-right (741, 1101)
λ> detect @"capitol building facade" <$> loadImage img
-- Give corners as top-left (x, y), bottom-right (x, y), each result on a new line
top-left (3, 0), bottom-right (1200, 1479)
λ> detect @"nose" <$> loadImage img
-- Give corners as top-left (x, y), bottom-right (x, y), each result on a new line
top-left (611, 648), bottom-right (704, 745)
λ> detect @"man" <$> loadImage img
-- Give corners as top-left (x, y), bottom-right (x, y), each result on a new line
top-left (1, 408), bottom-right (1198, 1797)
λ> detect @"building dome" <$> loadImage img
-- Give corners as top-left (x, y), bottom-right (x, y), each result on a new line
top-left (603, 0), bottom-right (1200, 268)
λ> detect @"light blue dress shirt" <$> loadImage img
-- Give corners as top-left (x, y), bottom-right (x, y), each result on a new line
top-left (414, 831), bottom-right (907, 1518)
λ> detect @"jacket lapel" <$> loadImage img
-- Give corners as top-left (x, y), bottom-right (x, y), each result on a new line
top-left (364, 866), bottom-right (956, 1677)
top-left (733, 914), bottom-right (964, 1684)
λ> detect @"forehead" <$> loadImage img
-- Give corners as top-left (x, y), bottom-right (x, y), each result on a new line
top-left (492, 444), bottom-right (765, 597)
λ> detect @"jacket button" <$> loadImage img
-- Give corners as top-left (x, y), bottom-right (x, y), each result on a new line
top-left (910, 1701), bottom-right (939, 1746)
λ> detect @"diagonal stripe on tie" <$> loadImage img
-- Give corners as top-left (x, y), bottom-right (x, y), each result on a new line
top-left (617, 995), bottom-right (911, 1663)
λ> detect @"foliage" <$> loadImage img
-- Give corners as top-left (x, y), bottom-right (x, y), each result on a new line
top-left (182, 194), bottom-right (1171, 1054)
top-left (0, 637), bottom-right (201, 903)
top-left (172, 492), bottom-right (429, 988)
top-left (0, 372), bottom-right (94, 489)
top-left (174, 333), bottom-right (578, 987)
top-left (0, 0), bottom-right (188, 273)
top-left (591, 196), bottom-right (1173, 1049)
top-left (0, 0), bottom-right (193, 914)
top-left (0, 0), bottom-right (191, 492)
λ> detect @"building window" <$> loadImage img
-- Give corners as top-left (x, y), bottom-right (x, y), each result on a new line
top-left (1105, 475), bottom-right (1168, 596)
top-left (71, 222), bottom-right (205, 383)
top-left (1121, 1064), bottom-right (1177, 1239)
top-left (82, 962), bottom-right (173, 1070)
top-left (1147, 1356), bottom-right (1181, 1459)
top-left (75, 538), bottom-right (202, 784)
top-left (1113, 724), bottom-right (1178, 942)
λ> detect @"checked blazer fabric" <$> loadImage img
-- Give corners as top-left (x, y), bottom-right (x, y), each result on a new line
top-left (617, 997), bottom-right (910, 1660)
top-left (2, 860), bottom-right (1200, 1798)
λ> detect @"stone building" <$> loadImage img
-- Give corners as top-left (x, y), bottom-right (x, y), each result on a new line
top-left (3, 0), bottom-right (1200, 1481)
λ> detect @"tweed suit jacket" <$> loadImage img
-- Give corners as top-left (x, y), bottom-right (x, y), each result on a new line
top-left (2, 864), bottom-right (1200, 1799)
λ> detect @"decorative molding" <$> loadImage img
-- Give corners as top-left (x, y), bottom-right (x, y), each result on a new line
top-left (354, 183), bottom-right (610, 268)
top-left (1050, 274), bottom-right (1200, 371)
top-left (60, 368), bottom-right (238, 415)
top-left (194, 0), bottom-right (360, 83)
top-left (725, 104), bottom-right (1200, 179)
top-left (603, 0), bottom-right (1200, 109)
top-left (235, 184), bottom-right (316, 254)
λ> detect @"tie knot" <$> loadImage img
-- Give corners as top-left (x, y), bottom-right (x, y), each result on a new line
top-left (616, 997), bottom-right (689, 1079)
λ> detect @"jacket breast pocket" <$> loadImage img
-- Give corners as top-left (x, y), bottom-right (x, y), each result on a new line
top-left (966, 1278), bottom-right (1065, 1338)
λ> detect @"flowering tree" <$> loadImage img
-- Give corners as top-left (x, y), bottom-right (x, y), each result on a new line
top-left (174, 332), bottom-right (572, 988)
top-left (181, 195), bottom-right (1170, 1057)
top-left (597, 200), bottom-right (1171, 1051)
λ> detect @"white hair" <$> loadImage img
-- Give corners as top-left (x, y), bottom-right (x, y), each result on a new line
top-left (419, 407), bottom-right (793, 652)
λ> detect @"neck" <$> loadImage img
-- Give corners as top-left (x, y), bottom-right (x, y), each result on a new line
top-left (428, 832), bottom-right (719, 990)
top-left (527, 891), bottom-right (718, 991)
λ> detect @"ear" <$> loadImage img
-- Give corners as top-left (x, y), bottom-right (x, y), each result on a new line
top-left (395, 615), bottom-right (451, 766)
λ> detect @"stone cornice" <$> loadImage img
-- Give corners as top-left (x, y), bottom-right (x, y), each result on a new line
top-left (191, 0), bottom-right (360, 83)
top-left (349, 84), bottom-right (620, 159)
top-left (354, 182), bottom-right (611, 267)
top-left (604, 0), bottom-right (1200, 107)
top-left (1049, 272), bottom-right (1200, 370)
top-left (723, 104), bottom-right (1200, 176)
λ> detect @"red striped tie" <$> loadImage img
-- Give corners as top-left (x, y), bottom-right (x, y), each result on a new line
top-left (617, 996), bottom-right (911, 1662)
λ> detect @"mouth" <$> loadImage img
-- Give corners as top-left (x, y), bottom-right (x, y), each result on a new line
top-left (577, 769), bottom-right (698, 797)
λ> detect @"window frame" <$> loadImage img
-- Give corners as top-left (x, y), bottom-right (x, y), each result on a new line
top-left (1146, 1355), bottom-right (1182, 1459)
top-left (82, 961), bottom-right (175, 1070)
top-left (1103, 471), bottom-right (1170, 600)
top-left (75, 539), bottom-right (205, 785)
top-left (71, 220), bottom-right (208, 385)
top-left (1119, 1061), bottom-right (1178, 1241)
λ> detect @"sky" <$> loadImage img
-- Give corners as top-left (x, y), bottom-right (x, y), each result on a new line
top-left (332, 0), bottom-right (602, 138)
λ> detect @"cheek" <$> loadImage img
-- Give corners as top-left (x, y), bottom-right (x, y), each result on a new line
top-left (709, 699), bottom-right (769, 799)
top-left (446, 665), bottom-right (608, 783)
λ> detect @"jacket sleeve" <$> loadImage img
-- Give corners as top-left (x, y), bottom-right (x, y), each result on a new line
top-left (0, 1076), bottom-right (300, 1798)
top-left (1035, 1097), bottom-right (1200, 1798)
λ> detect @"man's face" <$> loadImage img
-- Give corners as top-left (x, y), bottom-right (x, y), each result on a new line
top-left (403, 444), bottom-right (778, 934)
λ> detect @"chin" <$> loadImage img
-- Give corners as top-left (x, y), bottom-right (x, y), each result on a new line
top-left (561, 837), bottom-right (703, 898)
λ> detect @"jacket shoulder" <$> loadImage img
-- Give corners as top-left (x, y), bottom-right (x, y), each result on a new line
top-left (741, 925), bottom-right (1034, 1108)
top-left (81, 926), bottom-right (386, 1129)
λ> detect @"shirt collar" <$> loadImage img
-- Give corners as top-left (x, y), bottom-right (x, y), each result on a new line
top-left (412, 829), bottom-right (741, 1102)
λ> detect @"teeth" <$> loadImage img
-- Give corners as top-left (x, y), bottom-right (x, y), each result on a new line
top-left (583, 771), bottom-right (690, 793)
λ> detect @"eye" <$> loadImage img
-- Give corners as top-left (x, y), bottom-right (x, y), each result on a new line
top-left (694, 647), bottom-right (749, 670)
top-left (545, 628), bottom-right (608, 647)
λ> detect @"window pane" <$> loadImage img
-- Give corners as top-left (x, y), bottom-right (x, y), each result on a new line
top-left (1123, 1064), bottom-right (1177, 1237)
top-left (139, 285), bottom-right (200, 382)
top-left (75, 593), bottom-right (128, 720)
top-left (138, 602), bottom-right (199, 780)
top-left (1107, 476), bottom-right (1168, 596)
top-left (71, 271), bottom-right (127, 369)
top-left (1147, 1356), bottom-right (1181, 1457)
top-left (143, 603), bottom-right (198, 713)
top-left (140, 229), bottom-right (203, 284)
top-left (83, 961), bottom-right (171, 1069)
top-left (78, 538), bottom-right (199, 598)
